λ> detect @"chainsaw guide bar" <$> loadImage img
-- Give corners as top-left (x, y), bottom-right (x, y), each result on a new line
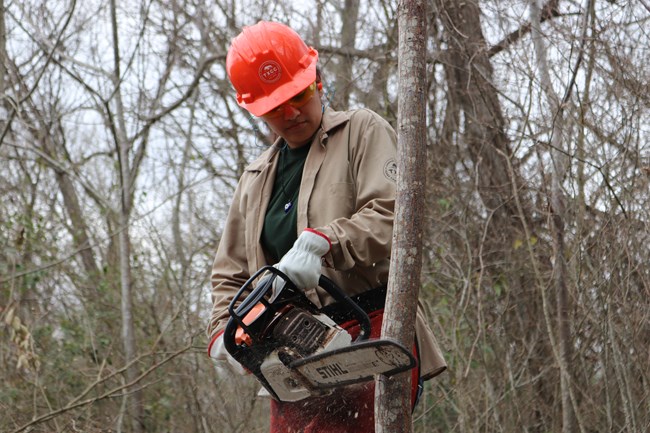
top-left (290, 339), bottom-right (416, 388)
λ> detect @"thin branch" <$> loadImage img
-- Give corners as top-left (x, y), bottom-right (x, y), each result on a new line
top-left (640, 0), bottom-right (650, 13)
top-left (0, 0), bottom-right (77, 148)
top-left (488, 0), bottom-right (566, 58)
top-left (3, 140), bottom-right (112, 211)
top-left (10, 343), bottom-right (194, 433)
top-left (138, 54), bottom-right (219, 128)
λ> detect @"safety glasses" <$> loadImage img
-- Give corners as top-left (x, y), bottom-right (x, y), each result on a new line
top-left (261, 82), bottom-right (317, 119)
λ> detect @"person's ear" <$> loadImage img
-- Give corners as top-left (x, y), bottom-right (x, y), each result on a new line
top-left (317, 82), bottom-right (323, 91)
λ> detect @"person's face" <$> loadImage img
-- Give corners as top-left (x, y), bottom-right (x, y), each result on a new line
top-left (261, 81), bottom-right (323, 149)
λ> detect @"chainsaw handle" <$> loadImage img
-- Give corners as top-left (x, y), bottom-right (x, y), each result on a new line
top-left (223, 267), bottom-right (372, 358)
top-left (317, 275), bottom-right (372, 342)
top-left (223, 266), bottom-right (288, 356)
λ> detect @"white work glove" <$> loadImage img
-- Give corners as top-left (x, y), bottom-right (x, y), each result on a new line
top-left (208, 332), bottom-right (247, 376)
top-left (275, 228), bottom-right (331, 290)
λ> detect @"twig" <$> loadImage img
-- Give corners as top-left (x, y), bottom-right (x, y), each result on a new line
top-left (11, 344), bottom-right (193, 433)
top-left (0, 0), bottom-right (77, 148)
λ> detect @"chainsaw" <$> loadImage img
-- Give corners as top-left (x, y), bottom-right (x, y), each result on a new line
top-left (223, 265), bottom-right (416, 402)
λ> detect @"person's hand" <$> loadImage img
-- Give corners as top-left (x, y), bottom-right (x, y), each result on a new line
top-left (275, 228), bottom-right (331, 289)
top-left (256, 272), bottom-right (286, 300)
top-left (208, 331), bottom-right (247, 376)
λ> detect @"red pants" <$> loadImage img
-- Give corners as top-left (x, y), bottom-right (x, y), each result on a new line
top-left (269, 310), bottom-right (420, 433)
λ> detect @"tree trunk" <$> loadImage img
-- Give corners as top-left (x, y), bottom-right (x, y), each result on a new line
top-left (435, 0), bottom-right (529, 232)
top-left (334, 0), bottom-right (360, 107)
top-left (530, 2), bottom-right (577, 432)
top-left (0, 0), bottom-right (7, 126)
top-left (375, 1), bottom-right (427, 432)
top-left (109, 0), bottom-right (142, 431)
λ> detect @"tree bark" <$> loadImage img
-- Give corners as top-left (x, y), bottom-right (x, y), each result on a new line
top-left (435, 0), bottom-right (529, 232)
top-left (375, 1), bottom-right (427, 432)
top-left (0, 0), bottom-right (5, 100)
top-left (109, 0), bottom-right (142, 431)
top-left (529, 1), bottom-right (578, 432)
top-left (334, 0), bottom-right (360, 107)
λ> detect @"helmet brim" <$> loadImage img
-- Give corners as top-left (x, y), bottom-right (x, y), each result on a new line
top-left (239, 61), bottom-right (317, 117)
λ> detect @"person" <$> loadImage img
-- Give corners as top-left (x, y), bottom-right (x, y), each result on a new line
top-left (207, 20), bottom-right (446, 432)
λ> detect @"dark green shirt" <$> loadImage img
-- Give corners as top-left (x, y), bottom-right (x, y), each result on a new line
top-left (261, 143), bottom-right (310, 262)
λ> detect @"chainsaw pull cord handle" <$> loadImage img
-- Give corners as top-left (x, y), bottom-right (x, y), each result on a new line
top-left (317, 275), bottom-right (372, 342)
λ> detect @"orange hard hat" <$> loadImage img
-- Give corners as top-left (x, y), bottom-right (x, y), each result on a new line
top-left (226, 21), bottom-right (319, 117)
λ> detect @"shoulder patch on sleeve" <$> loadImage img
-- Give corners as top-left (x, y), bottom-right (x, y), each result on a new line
top-left (384, 158), bottom-right (398, 182)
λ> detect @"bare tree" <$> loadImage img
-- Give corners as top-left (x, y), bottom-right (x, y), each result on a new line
top-left (376, 1), bottom-right (428, 431)
top-left (529, 1), bottom-right (584, 431)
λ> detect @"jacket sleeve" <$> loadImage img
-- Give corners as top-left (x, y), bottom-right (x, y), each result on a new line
top-left (318, 109), bottom-right (398, 271)
top-left (206, 179), bottom-right (251, 339)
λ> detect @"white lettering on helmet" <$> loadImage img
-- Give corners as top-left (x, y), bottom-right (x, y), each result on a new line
top-left (259, 61), bottom-right (281, 83)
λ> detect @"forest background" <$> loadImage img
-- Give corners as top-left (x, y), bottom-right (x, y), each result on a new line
top-left (1, 0), bottom-right (648, 432)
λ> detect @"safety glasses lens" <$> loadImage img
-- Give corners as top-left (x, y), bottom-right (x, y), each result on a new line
top-left (262, 82), bottom-right (316, 119)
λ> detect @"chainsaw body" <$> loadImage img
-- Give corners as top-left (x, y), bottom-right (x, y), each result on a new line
top-left (223, 266), bottom-right (415, 402)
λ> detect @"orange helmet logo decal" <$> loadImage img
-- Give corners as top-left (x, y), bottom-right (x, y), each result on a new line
top-left (259, 61), bottom-right (281, 83)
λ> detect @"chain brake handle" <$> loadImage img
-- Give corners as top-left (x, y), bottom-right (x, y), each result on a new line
top-left (223, 266), bottom-right (290, 355)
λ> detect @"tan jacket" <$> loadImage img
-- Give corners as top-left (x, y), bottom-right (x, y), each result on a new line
top-left (208, 107), bottom-right (446, 380)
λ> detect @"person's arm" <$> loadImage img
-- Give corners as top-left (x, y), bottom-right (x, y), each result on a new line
top-left (319, 109), bottom-right (398, 270)
top-left (206, 180), bottom-right (251, 339)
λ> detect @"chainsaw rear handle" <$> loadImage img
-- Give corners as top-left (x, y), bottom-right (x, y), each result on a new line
top-left (223, 266), bottom-right (372, 356)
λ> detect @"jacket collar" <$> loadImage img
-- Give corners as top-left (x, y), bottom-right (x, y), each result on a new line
top-left (244, 107), bottom-right (351, 172)
top-left (320, 106), bottom-right (351, 136)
